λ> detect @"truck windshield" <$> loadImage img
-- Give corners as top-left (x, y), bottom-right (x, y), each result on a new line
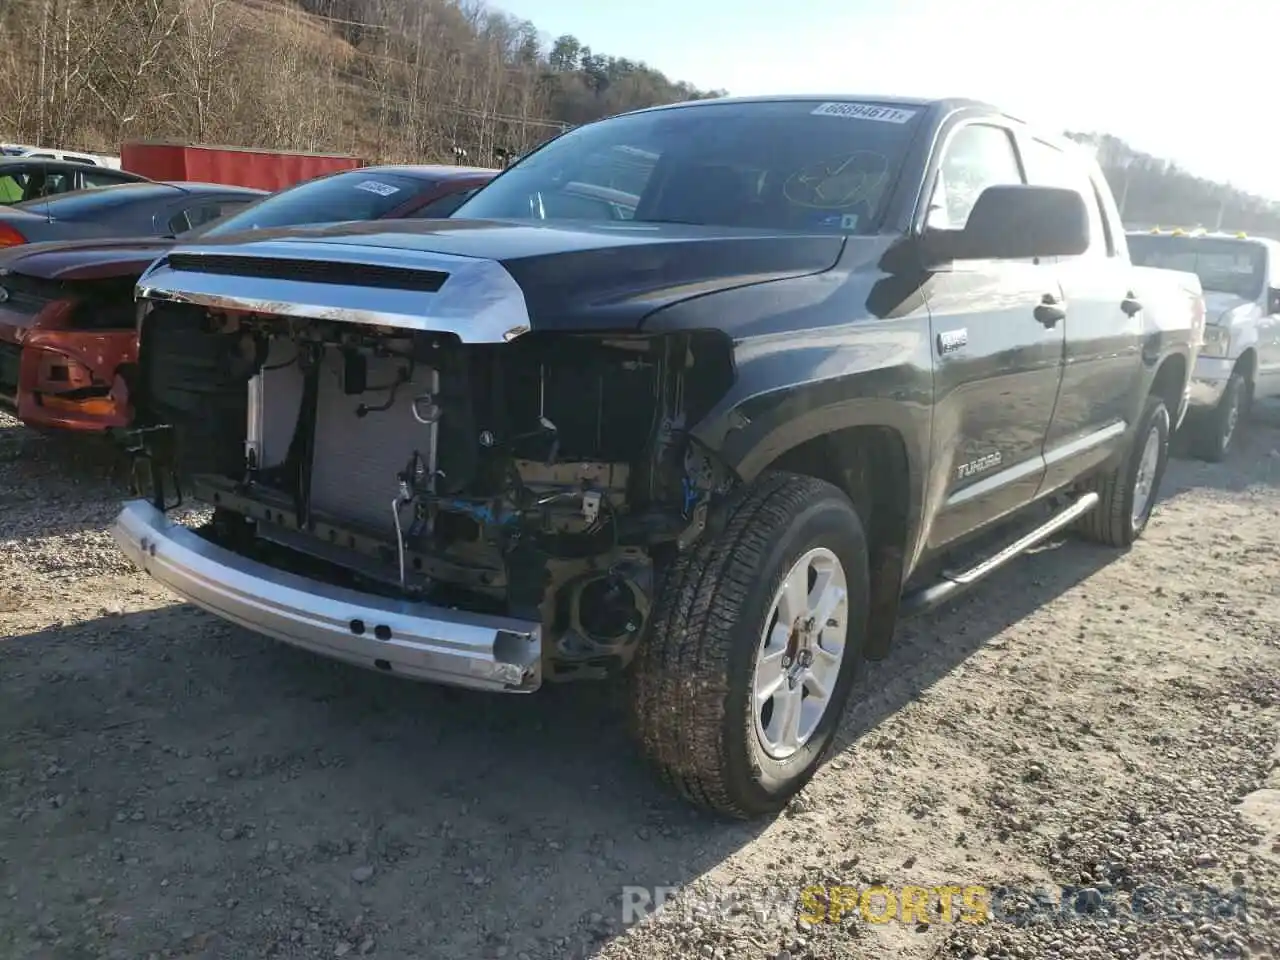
top-left (455, 99), bottom-right (924, 234)
top-left (1127, 235), bottom-right (1266, 301)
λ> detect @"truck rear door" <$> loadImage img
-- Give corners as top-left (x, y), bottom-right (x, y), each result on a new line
top-left (1018, 136), bottom-right (1142, 494)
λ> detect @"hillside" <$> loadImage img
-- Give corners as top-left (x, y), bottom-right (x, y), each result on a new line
top-left (0, 0), bottom-right (724, 164)
top-left (1, 0), bottom-right (1274, 234)
top-left (1067, 132), bottom-right (1280, 237)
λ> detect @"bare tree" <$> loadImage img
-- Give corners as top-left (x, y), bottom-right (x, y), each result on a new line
top-left (0, 0), bottom-right (714, 167)
top-left (79, 0), bottom-right (183, 143)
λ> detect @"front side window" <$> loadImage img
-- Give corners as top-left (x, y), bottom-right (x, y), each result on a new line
top-left (455, 99), bottom-right (925, 234)
top-left (43, 171), bottom-right (71, 196)
top-left (926, 124), bottom-right (1024, 231)
top-left (197, 170), bottom-right (424, 238)
top-left (170, 200), bottom-right (256, 236)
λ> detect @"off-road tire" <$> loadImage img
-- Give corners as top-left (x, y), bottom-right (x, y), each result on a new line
top-left (1189, 372), bottom-right (1245, 463)
top-left (1075, 395), bottom-right (1170, 548)
top-left (629, 471), bottom-right (869, 819)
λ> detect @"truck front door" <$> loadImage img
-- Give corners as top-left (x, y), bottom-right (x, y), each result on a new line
top-left (921, 121), bottom-right (1067, 551)
top-left (1018, 135), bottom-right (1141, 493)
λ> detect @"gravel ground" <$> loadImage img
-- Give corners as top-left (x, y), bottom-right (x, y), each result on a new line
top-left (1, 407), bottom-right (1278, 960)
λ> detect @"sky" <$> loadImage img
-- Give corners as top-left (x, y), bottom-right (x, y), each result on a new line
top-left (492, 0), bottom-right (1278, 199)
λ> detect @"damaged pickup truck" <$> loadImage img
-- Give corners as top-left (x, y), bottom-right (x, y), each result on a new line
top-left (112, 95), bottom-right (1199, 819)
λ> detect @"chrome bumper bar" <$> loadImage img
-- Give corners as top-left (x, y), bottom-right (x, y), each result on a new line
top-left (112, 499), bottom-right (542, 692)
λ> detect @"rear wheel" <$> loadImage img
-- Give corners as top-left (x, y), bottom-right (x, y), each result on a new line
top-left (1076, 395), bottom-right (1170, 548)
top-left (629, 472), bottom-right (869, 819)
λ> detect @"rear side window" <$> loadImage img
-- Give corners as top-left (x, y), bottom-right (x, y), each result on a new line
top-left (170, 199), bottom-right (254, 235)
top-left (82, 169), bottom-right (129, 188)
top-left (1019, 138), bottom-right (1106, 259)
top-left (925, 124), bottom-right (1024, 230)
top-left (168, 207), bottom-right (201, 235)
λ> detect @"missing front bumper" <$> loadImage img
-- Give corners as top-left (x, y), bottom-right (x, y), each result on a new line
top-left (1186, 355), bottom-right (1235, 409)
top-left (112, 499), bottom-right (543, 692)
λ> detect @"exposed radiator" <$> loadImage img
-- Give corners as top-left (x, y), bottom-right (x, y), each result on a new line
top-left (249, 341), bottom-right (436, 536)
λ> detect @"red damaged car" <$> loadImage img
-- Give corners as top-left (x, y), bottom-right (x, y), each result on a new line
top-left (0, 164), bottom-right (497, 431)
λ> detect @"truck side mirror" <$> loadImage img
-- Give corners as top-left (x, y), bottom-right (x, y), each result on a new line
top-left (1267, 287), bottom-right (1280, 315)
top-left (953, 184), bottom-right (1091, 262)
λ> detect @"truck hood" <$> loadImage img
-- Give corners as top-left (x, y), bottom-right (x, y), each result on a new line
top-left (1202, 290), bottom-right (1258, 324)
top-left (0, 237), bottom-right (175, 280)
top-left (136, 218), bottom-right (848, 341)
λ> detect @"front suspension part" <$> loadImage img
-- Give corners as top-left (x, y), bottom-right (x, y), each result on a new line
top-left (119, 424), bottom-right (183, 511)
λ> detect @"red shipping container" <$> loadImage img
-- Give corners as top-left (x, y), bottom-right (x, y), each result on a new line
top-left (120, 142), bottom-right (364, 192)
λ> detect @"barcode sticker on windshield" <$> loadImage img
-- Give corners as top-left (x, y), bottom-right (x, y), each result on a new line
top-left (353, 180), bottom-right (401, 197)
top-left (811, 102), bottom-right (917, 124)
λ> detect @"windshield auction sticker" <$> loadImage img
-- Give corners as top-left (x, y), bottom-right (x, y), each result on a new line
top-left (810, 102), bottom-right (917, 123)
top-left (353, 180), bottom-right (401, 196)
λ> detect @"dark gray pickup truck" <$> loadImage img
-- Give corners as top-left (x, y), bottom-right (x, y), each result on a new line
top-left (112, 95), bottom-right (1201, 819)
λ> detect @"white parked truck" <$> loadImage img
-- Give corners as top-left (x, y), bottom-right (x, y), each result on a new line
top-left (1127, 228), bottom-right (1280, 460)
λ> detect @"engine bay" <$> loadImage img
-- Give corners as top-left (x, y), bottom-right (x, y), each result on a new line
top-left (127, 302), bottom-right (737, 681)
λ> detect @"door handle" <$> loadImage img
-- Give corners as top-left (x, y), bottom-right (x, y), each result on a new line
top-left (1034, 294), bottom-right (1065, 328)
top-left (1121, 293), bottom-right (1142, 317)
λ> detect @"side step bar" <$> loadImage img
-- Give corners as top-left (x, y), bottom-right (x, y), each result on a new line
top-left (899, 491), bottom-right (1100, 617)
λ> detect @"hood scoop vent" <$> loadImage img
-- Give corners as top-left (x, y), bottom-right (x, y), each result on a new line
top-left (165, 253), bottom-right (449, 293)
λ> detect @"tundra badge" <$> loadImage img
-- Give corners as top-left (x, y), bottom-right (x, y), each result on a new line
top-left (957, 451), bottom-right (1002, 480)
top-left (937, 328), bottom-right (967, 355)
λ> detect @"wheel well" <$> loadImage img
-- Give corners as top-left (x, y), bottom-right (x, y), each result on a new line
top-left (1150, 353), bottom-right (1187, 416)
top-left (1235, 348), bottom-right (1257, 384)
top-left (765, 426), bottom-right (909, 660)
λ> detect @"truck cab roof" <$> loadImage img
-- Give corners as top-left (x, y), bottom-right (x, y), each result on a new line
top-left (624, 93), bottom-right (1002, 115)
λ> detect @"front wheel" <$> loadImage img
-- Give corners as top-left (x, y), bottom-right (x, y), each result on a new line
top-left (629, 472), bottom-right (869, 819)
top-left (1076, 395), bottom-right (1171, 548)
top-left (1189, 372), bottom-right (1245, 462)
